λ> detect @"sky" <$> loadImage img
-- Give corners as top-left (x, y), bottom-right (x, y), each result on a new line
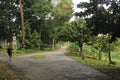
top-left (72, 0), bottom-right (89, 4)
top-left (72, 0), bottom-right (89, 12)
top-left (70, 0), bottom-right (89, 21)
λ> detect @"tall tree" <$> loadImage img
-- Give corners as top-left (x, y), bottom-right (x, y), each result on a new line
top-left (19, 0), bottom-right (25, 49)
top-left (58, 18), bottom-right (91, 59)
top-left (76, 0), bottom-right (120, 41)
top-left (52, 0), bottom-right (73, 50)
top-left (31, 0), bottom-right (53, 49)
top-left (76, 0), bottom-right (120, 63)
top-left (0, 0), bottom-right (19, 42)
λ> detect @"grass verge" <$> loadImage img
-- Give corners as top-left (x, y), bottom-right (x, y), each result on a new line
top-left (12, 49), bottom-right (42, 56)
top-left (66, 53), bottom-right (120, 80)
top-left (0, 61), bottom-right (24, 80)
top-left (32, 54), bottom-right (45, 59)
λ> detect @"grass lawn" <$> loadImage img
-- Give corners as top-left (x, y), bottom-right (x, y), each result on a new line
top-left (0, 61), bottom-right (23, 80)
top-left (2, 49), bottom-right (44, 56)
top-left (32, 54), bottom-right (45, 59)
top-left (66, 53), bottom-right (120, 80)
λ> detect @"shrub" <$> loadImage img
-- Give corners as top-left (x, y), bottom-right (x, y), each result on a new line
top-left (67, 43), bottom-right (79, 53)
top-left (24, 22), bottom-right (41, 49)
top-left (83, 44), bottom-right (99, 59)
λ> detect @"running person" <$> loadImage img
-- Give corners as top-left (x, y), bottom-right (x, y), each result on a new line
top-left (7, 46), bottom-right (13, 62)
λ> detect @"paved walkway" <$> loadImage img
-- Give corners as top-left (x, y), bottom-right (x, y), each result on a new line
top-left (0, 49), bottom-right (115, 80)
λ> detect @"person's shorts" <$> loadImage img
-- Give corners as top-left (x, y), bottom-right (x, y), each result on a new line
top-left (8, 53), bottom-right (12, 56)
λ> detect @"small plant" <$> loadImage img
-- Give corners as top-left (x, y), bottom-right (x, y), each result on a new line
top-left (83, 44), bottom-right (99, 59)
top-left (67, 42), bottom-right (79, 54)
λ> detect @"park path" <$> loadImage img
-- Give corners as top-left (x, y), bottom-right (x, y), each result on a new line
top-left (0, 49), bottom-right (115, 80)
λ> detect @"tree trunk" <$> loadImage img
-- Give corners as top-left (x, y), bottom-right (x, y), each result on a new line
top-left (81, 45), bottom-right (84, 60)
top-left (81, 27), bottom-right (84, 60)
top-left (78, 43), bottom-right (84, 60)
top-left (98, 51), bottom-right (101, 60)
top-left (108, 43), bottom-right (112, 62)
top-left (19, 0), bottom-right (25, 49)
top-left (52, 38), bottom-right (55, 50)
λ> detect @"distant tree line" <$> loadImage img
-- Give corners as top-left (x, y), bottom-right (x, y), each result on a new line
top-left (0, 0), bottom-right (73, 49)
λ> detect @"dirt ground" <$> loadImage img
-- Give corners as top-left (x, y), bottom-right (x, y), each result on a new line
top-left (0, 49), bottom-right (115, 80)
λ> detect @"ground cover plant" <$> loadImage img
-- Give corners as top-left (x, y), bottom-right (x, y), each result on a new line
top-left (0, 61), bottom-right (23, 80)
top-left (66, 41), bottom-right (120, 80)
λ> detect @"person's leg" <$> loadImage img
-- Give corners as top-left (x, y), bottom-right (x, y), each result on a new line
top-left (9, 55), bottom-right (12, 62)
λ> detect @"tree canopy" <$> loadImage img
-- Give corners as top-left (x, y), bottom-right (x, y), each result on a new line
top-left (76, 0), bottom-right (120, 41)
top-left (0, 0), bottom-right (73, 49)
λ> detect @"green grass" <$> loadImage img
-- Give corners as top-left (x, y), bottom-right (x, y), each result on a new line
top-left (12, 49), bottom-right (42, 56)
top-left (0, 62), bottom-right (5, 79)
top-left (2, 48), bottom-right (53, 57)
top-left (66, 53), bottom-right (120, 80)
top-left (32, 54), bottom-right (45, 59)
top-left (0, 61), bottom-right (18, 80)
top-left (67, 54), bottom-right (108, 67)
top-left (111, 51), bottom-right (120, 60)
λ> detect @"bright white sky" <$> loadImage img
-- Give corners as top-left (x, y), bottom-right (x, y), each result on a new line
top-left (70, 0), bottom-right (89, 21)
top-left (72, 0), bottom-right (89, 4)
top-left (70, 0), bottom-right (109, 21)
top-left (72, 0), bottom-right (89, 12)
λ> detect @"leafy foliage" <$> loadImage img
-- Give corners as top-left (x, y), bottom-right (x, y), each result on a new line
top-left (59, 18), bottom-right (91, 45)
top-left (32, 0), bottom-right (53, 18)
top-left (52, 0), bottom-right (73, 26)
top-left (76, 0), bottom-right (120, 41)
top-left (0, 0), bottom-right (73, 49)
top-left (0, 0), bottom-right (20, 41)
top-left (25, 22), bottom-right (41, 49)
top-left (93, 35), bottom-right (110, 53)
top-left (84, 44), bottom-right (109, 60)
top-left (67, 43), bottom-right (79, 53)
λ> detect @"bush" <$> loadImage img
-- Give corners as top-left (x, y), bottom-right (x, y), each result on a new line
top-left (67, 43), bottom-right (79, 53)
top-left (24, 22), bottom-right (41, 49)
top-left (83, 44), bottom-right (99, 59)
top-left (84, 44), bottom-right (108, 60)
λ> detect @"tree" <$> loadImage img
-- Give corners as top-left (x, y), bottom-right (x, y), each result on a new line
top-left (76, 0), bottom-right (120, 41)
top-left (24, 22), bottom-right (41, 49)
top-left (51, 0), bottom-right (73, 50)
top-left (58, 18), bottom-right (91, 60)
top-left (0, 0), bottom-right (20, 42)
top-left (19, 0), bottom-right (25, 49)
top-left (0, 0), bottom-right (73, 50)
top-left (31, 0), bottom-right (53, 49)
top-left (0, 0), bottom-right (53, 49)
top-left (52, 0), bottom-right (73, 26)
top-left (76, 0), bottom-right (120, 63)
top-left (31, 0), bottom-right (73, 50)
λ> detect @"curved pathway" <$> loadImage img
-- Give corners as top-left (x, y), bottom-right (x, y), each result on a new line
top-left (0, 49), bottom-right (115, 80)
